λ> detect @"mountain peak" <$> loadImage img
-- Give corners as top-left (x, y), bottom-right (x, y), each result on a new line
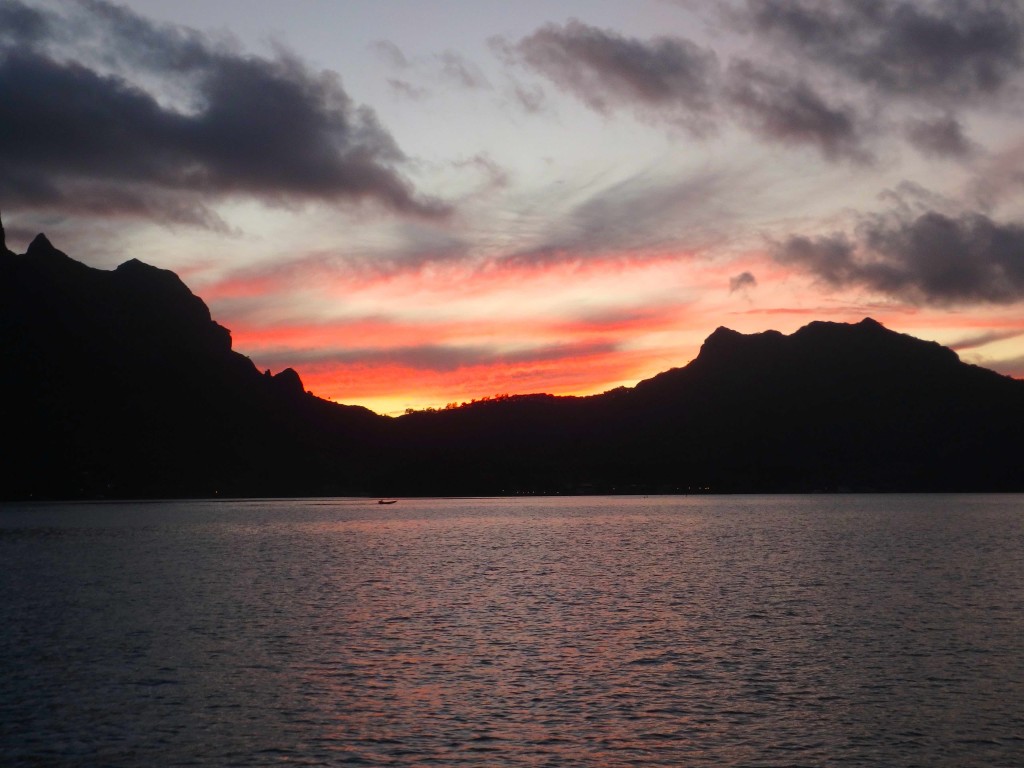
top-left (271, 367), bottom-right (306, 397)
top-left (695, 325), bottom-right (785, 365)
top-left (27, 233), bottom-right (56, 255)
top-left (0, 210), bottom-right (7, 255)
top-left (706, 325), bottom-right (744, 342)
top-left (115, 257), bottom-right (176, 277)
top-left (795, 317), bottom-right (887, 337)
top-left (114, 257), bottom-right (208, 310)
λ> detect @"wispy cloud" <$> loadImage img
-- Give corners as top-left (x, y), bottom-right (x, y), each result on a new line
top-left (371, 39), bottom-right (410, 69)
top-left (495, 166), bottom-right (741, 267)
top-left (949, 328), bottom-right (1024, 351)
top-left (438, 50), bottom-right (490, 89)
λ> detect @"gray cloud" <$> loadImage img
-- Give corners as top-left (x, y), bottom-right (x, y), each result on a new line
top-left (737, 0), bottom-right (1024, 102)
top-left (452, 153), bottom-right (509, 192)
top-left (501, 19), bottom-right (873, 160)
top-left (388, 77), bottom-right (428, 100)
top-left (775, 209), bottom-right (1024, 305)
top-left (512, 82), bottom-right (546, 114)
top-left (438, 50), bottom-right (490, 90)
top-left (729, 271), bottom-right (757, 292)
top-left (968, 141), bottom-right (1024, 211)
top-left (904, 114), bottom-right (975, 158)
top-left (502, 4), bottom-right (1024, 161)
top-left (877, 180), bottom-right (960, 220)
top-left (372, 40), bottom-right (410, 69)
top-left (0, 0), bottom-right (48, 45)
top-left (724, 59), bottom-right (869, 162)
top-left (505, 19), bottom-right (719, 134)
top-left (0, 0), bottom-right (448, 222)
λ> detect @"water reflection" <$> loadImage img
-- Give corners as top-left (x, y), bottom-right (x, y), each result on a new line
top-left (1, 495), bottom-right (1023, 765)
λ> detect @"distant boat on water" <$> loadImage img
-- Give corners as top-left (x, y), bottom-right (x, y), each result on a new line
top-left (377, 499), bottom-right (398, 505)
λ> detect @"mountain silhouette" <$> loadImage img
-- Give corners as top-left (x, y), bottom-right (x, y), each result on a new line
top-left (3, 230), bottom-right (1023, 499)
top-left (1, 229), bottom-right (384, 498)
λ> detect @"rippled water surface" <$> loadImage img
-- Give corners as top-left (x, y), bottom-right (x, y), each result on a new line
top-left (2, 495), bottom-right (1024, 766)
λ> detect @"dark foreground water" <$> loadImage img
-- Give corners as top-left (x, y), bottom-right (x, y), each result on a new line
top-left (2, 495), bottom-right (1023, 767)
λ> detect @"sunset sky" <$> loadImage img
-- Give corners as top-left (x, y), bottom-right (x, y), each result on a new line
top-left (4, 0), bottom-right (1024, 414)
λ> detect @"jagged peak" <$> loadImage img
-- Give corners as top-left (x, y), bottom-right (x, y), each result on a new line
top-left (705, 326), bottom-right (744, 342)
top-left (27, 233), bottom-right (56, 255)
top-left (21, 232), bottom-right (82, 272)
top-left (115, 257), bottom-right (174, 276)
top-left (115, 257), bottom-right (165, 274)
top-left (114, 257), bottom-right (196, 298)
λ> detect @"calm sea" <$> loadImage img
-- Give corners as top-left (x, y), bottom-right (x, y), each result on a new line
top-left (2, 495), bottom-right (1023, 766)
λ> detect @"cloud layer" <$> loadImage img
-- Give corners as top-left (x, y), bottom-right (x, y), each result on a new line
top-left (508, 19), bottom-right (719, 134)
top-left (738, 0), bottom-right (1024, 101)
top-left (775, 210), bottom-right (1024, 305)
top-left (4, 1), bottom-right (1024, 411)
top-left (0, 0), bottom-right (447, 222)
top-left (502, 3), bottom-right (1024, 162)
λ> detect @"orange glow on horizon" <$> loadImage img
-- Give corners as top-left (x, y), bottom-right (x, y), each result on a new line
top-left (197, 247), bottom-right (1024, 415)
top-left (292, 342), bottom-right (682, 415)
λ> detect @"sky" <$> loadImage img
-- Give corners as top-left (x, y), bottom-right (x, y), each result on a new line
top-left (3, 0), bottom-right (1024, 415)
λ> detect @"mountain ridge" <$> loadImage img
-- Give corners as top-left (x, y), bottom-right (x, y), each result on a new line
top-left (3, 230), bottom-right (1023, 498)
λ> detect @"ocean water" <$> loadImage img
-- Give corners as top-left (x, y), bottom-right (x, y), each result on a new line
top-left (2, 494), bottom-right (1023, 767)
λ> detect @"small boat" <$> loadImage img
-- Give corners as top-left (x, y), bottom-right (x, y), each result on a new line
top-left (377, 499), bottom-right (398, 505)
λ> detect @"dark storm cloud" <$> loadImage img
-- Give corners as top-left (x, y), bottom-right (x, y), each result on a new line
top-left (504, 19), bottom-right (719, 134)
top-left (0, 0), bottom-right (48, 44)
top-left (724, 59), bottom-right (869, 163)
top-left (729, 271), bottom-right (757, 292)
top-left (0, 0), bottom-right (448, 222)
top-left (737, 0), bottom-right (1024, 101)
top-left (775, 209), bottom-right (1024, 305)
top-left (904, 114), bottom-right (975, 158)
